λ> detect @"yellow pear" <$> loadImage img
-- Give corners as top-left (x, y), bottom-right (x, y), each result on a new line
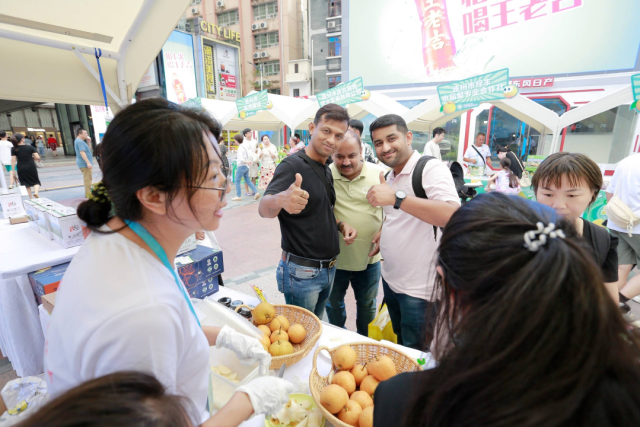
top-left (368, 355), bottom-right (397, 382)
top-left (257, 325), bottom-right (271, 336)
top-left (288, 324), bottom-right (307, 344)
top-left (270, 326), bottom-right (289, 343)
top-left (333, 345), bottom-right (357, 371)
top-left (350, 391), bottom-right (373, 410)
top-left (360, 375), bottom-right (380, 397)
top-left (360, 406), bottom-right (374, 427)
top-left (270, 315), bottom-right (290, 332)
top-left (337, 399), bottom-right (362, 426)
top-left (332, 371), bottom-right (356, 395)
top-left (253, 302), bottom-right (275, 325)
top-left (259, 334), bottom-right (271, 351)
top-left (269, 339), bottom-right (294, 357)
top-left (350, 363), bottom-right (368, 386)
top-left (320, 384), bottom-right (349, 414)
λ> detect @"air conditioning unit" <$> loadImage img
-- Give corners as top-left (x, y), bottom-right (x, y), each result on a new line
top-left (252, 23), bottom-right (259, 31)
top-left (255, 80), bottom-right (261, 86)
top-left (263, 79), bottom-right (271, 86)
top-left (185, 23), bottom-right (192, 31)
top-left (191, 8), bottom-right (200, 15)
top-left (261, 51), bottom-right (269, 58)
top-left (253, 52), bottom-right (260, 59)
top-left (217, 1), bottom-right (225, 9)
top-left (259, 21), bottom-right (268, 29)
top-left (327, 21), bottom-right (336, 29)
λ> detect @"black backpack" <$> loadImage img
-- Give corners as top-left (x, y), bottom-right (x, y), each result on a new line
top-left (587, 221), bottom-right (611, 268)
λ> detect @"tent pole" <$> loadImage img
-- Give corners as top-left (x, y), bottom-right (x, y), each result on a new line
top-left (0, 28), bottom-right (121, 59)
top-left (73, 50), bottom-right (126, 108)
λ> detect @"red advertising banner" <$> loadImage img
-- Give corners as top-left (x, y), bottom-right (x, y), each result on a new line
top-left (509, 77), bottom-right (555, 88)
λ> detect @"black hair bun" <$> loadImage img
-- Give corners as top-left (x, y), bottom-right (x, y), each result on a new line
top-left (77, 198), bottom-right (111, 232)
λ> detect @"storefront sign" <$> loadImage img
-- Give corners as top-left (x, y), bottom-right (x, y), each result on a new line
top-left (509, 77), bottom-right (554, 88)
top-left (200, 21), bottom-right (241, 43)
top-left (437, 68), bottom-right (511, 114)
top-left (162, 31), bottom-right (198, 105)
top-left (203, 45), bottom-right (216, 99)
top-left (631, 74), bottom-right (640, 110)
top-left (138, 64), bottom-right (158, 90)
top-left (316, 77), bottom-right (367, 107)
top-left (236, 90), bottom-right (269, 119)
top-left (215, 43), bottom-right (239, 101)
top-left (27, 128), bottom-right (45, 132)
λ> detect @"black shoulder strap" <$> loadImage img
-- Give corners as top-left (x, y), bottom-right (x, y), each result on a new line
top-left (412, 156), bottom-right (438, 241)
top-left (471, 145), bottom-right (486, 166)
top-left (296, 150), bottom-right (335, 206)
top-left (588, 221), bottom-right (610, 267)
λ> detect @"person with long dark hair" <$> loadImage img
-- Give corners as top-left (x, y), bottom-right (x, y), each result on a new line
top-left (217, 135), bottom-right (230, 177)
top-left (487, 157), bottom-right (520, 194)
top-left (10, 133), bottom-right (41, 198)
top-left (374, 193), bottom-right (640, 426)
top-left (17, 372), bottom-right (196, 427)
top-left (43, 98), bottom-right (293, 427)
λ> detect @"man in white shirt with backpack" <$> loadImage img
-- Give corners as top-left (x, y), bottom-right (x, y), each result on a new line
top-left (366, 114), bottom-right (460, 351)
top-left (607, 153), bottom-right (640, 302)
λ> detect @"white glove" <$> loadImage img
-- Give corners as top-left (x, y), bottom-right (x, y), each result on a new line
top-left (236, 377), bottom-right (296, 415)
top-left (216, 325), bottom-right (272, 373)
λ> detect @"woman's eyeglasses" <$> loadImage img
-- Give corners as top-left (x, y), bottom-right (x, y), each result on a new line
top-left (189, 175), bottom-right (228, 202)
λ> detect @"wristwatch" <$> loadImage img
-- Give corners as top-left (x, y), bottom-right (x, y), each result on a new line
top-left (394, 190), bottom-right (407, 210)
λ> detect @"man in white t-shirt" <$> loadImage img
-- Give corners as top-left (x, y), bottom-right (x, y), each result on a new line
top-left (366, 114), bottom-right (460, 351)
top-left (463, 132), bottom-right (492, 175)
top-left (607, 153), bottom-right (640, 302)
top-left (422, 127), bottom-right (445, 161)
top-left (242, 128), bottom-right (260, 193)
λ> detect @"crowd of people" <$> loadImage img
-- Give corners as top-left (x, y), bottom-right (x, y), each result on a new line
top-left (8, 98), bottom-right (640, 427)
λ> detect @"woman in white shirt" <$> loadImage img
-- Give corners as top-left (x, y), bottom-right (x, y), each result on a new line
top-left (44, 98), bottom-right (293, 427)
top-left (257, 135), bottom-right (278, 190)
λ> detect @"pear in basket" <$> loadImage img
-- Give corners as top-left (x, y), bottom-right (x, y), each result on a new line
top-left (258, 325), bottom-right (271, 336)
top-left (350, 391), bottom-right (373, 409)
top-left (270, 327), bottom-right (289, 343)
top-left (332, 371), bottom-right (356, 395)
top-left (253, 302), bottom-right (276, 325)
top-left (360, 375), bottom-right (379, 396)
top-left (270, 315), bottom-right (290, 332)
top-left (269, 340), bottom-right (294, 356)
top-left (288, 324), bottom-right (307, 344)
top-left (360, 406), bottom-right (374, 427)
top-left (350, 363), bottom-right (368, 386)
top-left (333, 345), bottom-right (357, 371)
top-left (367, 355), bottom-right (397, 381)
top-left (337, 399), bottom-right (362, 426)
top-left (259, 334), bottom-right (271, 351)
top-left (320, 384), bottom-right (349, 414)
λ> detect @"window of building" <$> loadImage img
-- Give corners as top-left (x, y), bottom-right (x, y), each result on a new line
top-left (217, 9), bottom-right (239, 26)
top-left (329, 0), bottom-right (341, 17)
top-left (328, 76), bottom-right (341, 88)
top-left (186, 18), bottom-right (197, 32)
top-left (294, 64), bottom-right (299, 73)
top-left (263, 60), bottom-right (280, 76)
top-left (328, 37), bottom-right (341, 56)
top-left (254, 31), bottom-right (279, 49)
top-left (268, 88), bottom-right (281, 95)
top-left (254, 2), bottom-right (278, 20)
top-left (293, 88), bottom-right (300, 97)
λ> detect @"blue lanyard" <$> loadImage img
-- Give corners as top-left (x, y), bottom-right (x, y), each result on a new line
top-left (125, 220), bottom-right (200, 326)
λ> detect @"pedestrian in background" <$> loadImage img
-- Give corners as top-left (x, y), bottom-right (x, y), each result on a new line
top-left (242, 128), bottom-right (260, 189)
top-left (232, 133), bottom-right (260, 201)
top-left (10, 133), bottom-right (41, 198)
top-left (48, 134), bottom-right (59, 157)
top-left (257, 135), bottom-right (277, 190)
top-left (367, 114), bottom-right (460, 351)
top-left (36, 135), bottom-right (46, 157)
top-left (74, 128), bottom-right (93, 198)
top-left (497, 145), bottom-right (523, 179)
top-left (327, 130), bottom-right (384, 336)
top-left (24, 134), bottom-right (35, 149)
top-left (218, 135), bottom-right (230, 178)
top-left (0, 131), bottom-right (16, 189)
top-left (422, 127), bottom-right (445, 161)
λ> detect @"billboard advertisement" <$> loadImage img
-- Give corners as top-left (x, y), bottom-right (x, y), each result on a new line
top-left (162, 30), bottom-right (197, 104)
top-left (349, 0), bottom-right (640, 86)
top-left (202, 38), bottom-right (241, 102)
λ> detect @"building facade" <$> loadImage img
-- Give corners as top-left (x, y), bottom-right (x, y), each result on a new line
top-left (310, 0), bottom-right (341, 95)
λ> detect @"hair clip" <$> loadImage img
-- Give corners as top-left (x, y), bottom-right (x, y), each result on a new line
top-left (524, 222), bottom-right (565, 252)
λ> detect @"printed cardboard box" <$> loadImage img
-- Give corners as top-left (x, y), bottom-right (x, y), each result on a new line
top-left (27, 262), bottom-right (70, 305)
top-left (23, 200), bottom-right (40, 232)
top-left (177, 234), bottom-right (197, 256)
top-left (176, 245), bottom-right (224, 299)
top-left (33, 201), bottom-right (62, 240)
top-left (0, 191), bottom-right (25, 219)
top-left (47, 206), bottom-right (85, 248)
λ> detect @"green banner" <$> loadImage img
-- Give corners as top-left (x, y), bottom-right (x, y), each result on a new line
top-left (182, 97), bottom-right (203, 110)
top-left (236, 90), bottom-right (269, 119)
top-left (631, 74), bottom-right (640, 110)
top-left (316, 77), bottom-right (368, 107)
top-left (437, 69), bottom-right (514, 115)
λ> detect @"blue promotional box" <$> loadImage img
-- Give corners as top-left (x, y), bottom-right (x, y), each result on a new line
top-left (176, 245), bottom-right (224, 299)
top-left (27, 262), bottom-right (70, 305)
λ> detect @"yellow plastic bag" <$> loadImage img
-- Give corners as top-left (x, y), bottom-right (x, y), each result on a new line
top-left (368, 304), bottom-right (397, 344)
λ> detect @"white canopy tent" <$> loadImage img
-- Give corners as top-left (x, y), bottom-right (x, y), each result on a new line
top-left (0, 0), bottom-right (191, 111)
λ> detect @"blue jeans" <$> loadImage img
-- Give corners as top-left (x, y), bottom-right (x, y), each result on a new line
top-left (326, 262), bottom-right (381, 336)
top-left (382, 277), bottom-right (439, 351)
top-left (277, 257), bottom-right (336, 319)
top-left (235, 165), bottom-right (257, 197)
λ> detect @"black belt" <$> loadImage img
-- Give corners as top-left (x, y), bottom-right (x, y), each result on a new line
top-left (282, 251), bottom-right (337, 269)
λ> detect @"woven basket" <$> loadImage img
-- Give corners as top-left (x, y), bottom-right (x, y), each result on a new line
top-left (309, 342), bottom-right (421, 427)
top-left (236, 304), bottom-right (322, 370)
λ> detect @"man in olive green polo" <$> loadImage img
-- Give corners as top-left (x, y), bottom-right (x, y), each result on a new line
top-left (326, 130), bottom-right (384, 335)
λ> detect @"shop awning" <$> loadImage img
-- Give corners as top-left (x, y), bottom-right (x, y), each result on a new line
top-left (0, 0), bottom-right (191, 111)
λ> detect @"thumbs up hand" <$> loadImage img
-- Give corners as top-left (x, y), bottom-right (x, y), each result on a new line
top-left (366, 170), bottom-right (396, 208)
top-left (282, 173), bottom-right (309, 214)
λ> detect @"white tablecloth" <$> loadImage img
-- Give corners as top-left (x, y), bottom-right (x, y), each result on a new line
top-left (0, 219), bottom-right (79, 376)
top-left (196, 287), bottom-right (433, 427)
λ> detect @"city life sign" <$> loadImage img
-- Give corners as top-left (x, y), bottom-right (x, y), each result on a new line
top-left (316, 77), bottom-right (369, 107)
top-left (200, 21), bottom-right (241, 43)
top-left (437, 68), bottom-right (513, 114)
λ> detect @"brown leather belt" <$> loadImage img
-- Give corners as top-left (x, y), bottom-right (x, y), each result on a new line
top-left (282, 251), bottom-right (337, 269)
